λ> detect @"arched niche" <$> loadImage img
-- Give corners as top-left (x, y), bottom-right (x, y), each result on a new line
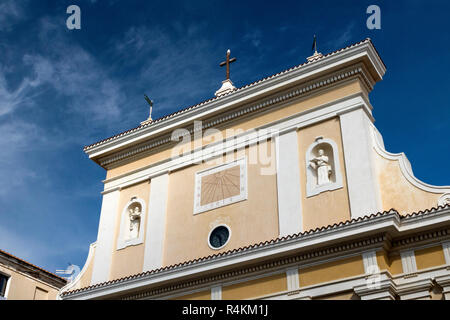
top-left (117, 197), bottom-right (147, 250)
top-left (306, 137), bottom-right (343, 197)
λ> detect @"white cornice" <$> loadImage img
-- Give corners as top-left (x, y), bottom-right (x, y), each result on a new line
top-left (101, 93), bottom-right (371, 193)
top-left (85, 40), bottom-right (384, 163)
top-left (61, 207), bottom-right (450, 300)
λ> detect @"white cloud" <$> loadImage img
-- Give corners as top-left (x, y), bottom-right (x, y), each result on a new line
top-left (0, 0), bottom-right (25, 31)
top-left (0, 120), bottom-right (45, 196)
top-left (112, 24), bottom-right (218, 114)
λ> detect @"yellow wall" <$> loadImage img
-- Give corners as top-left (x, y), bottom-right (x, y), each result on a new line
top-left (376, 251), bottom-right (403, 276)
top-left (415, 246), bottom-right (446, 270)
top-left (375, 155), bottom-right (441, 215)
top-left (0, 264), bottom-right (60, 300)
top-left (298, 117), bottom-right (351, 231)
top-left (109, 180), bottom-right (150, 280)
top-left (105, 79), bottom-right (365, 180)
top-left (299, 255), bottom-right (365, 287)
top-left (222, 273), bottom-right (287, 300)
top-left (163, 143), bottom-right (279, 266)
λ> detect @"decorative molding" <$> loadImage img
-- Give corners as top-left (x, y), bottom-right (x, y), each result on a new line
top-left (97, 65), bottom-right (373, 168)
top-left (435, 274), bottom-right (450, 300)
top-left (86, 39), bottom-right (384, 160)
top-left (61, 207), bottom-right (450, 300)
top-left (354, 279), bottom-right (396, 300)
top-left (122, 234), bottom-right (386, 300)
top-left (390, 228), bottom-right (450, 252)
top-left (101, 94), bottom-right (371, 195)
top-left (116, 197), bottom-right (147, 250)
top-left (396, 279), bottom-right (432, 300)
top-left (305, 137), bottom-right (343, 197)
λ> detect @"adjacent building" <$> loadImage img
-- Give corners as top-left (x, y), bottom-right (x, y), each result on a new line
top-left (0, 249), bottom-right (66, 300)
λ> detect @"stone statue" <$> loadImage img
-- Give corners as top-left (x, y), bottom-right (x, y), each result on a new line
top-left (128, 206), bottom-right (141, 239)
top-left (310, 149), bottom-right (332, 185)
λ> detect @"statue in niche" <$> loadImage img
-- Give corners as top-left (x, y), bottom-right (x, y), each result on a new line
top-left (128, 206), bottom-right (141, 239)
top-left (309, 149), bottom-right (332, 186)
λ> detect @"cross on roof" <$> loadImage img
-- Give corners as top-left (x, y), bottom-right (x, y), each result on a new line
top-left (219, 49), bottom-right (237, 80)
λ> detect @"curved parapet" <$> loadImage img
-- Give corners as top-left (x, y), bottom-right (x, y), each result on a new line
top-left (371, 125), bottom-right (450, 214)
top-left (57, 242), bottom-right (96, 299)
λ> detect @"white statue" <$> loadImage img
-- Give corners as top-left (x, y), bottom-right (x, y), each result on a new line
top-left (310, 149), bottom-right (332, 185)
top-left (128, 206), bottom-right (141, 239)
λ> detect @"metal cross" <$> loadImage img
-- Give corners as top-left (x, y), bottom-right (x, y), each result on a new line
top-left (219, 49), bottom-right (237, 80)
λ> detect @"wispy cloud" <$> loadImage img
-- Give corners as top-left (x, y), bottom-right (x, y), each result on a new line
top-left (112, 24), bottom-right (218, 116)
top-left (326, 21), bottom-right (356, 50)
top-left (0, 0), bottom-right (25, 31)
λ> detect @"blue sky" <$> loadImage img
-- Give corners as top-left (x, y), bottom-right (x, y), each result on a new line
top-left (0, 0), bottom-right (449, 274)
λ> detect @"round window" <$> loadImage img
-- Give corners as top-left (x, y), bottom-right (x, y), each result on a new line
top-left (208, 225), bottom-right (230, 249)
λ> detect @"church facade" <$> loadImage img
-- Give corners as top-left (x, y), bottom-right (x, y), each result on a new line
top-left (60, 39), bottom-right (450, 300)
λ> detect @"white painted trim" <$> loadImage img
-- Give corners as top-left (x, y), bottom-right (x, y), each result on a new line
top-left (86, 40), bottom-right (384, 159)
top-left (143, 173), bottom-right (169, 272)
top-left (339, 108), bottom-right (381, 219)
top-left (438, 194), bottom-right (450, 206)
top-left (362, 250), bottom-right (378, 274)
top-left (400, 250), bottom-right (418, 275)
top-left (62, 207), bottom-right (450, 300)
top-left (286, 268), bottom-right (300, 291)
top-left (397, 279), bottom-right (432, 300)
top-left (435, 274), bottom-right (450, 300)
top-left (442, 242), bottom-right (450, 265)
top-left (276, 130), bottom-right (303, 236)
top-left (305, 137), bottom-right (343, 197)
top-left (90, 190), bottom-right (120, 285)
top-left (116, 197), bottom-right (147, 250)
top-left (194, 158), bottom-right (247, 215)
top-left (59, 242), bottom-right (96, 296)
top-left (101, 94), bottom-right (372, 194)
top-left (211, 285), bottom-right (222, 300)
top-left (266, 265), bottom-right (450, 300)
top-left (353, 278), bottom-right (396, 300)
top-left (372, 125), bottom-right (450, 195)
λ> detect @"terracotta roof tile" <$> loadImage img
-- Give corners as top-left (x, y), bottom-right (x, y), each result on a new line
top-left (0, 248), bottom-right (67, 283)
